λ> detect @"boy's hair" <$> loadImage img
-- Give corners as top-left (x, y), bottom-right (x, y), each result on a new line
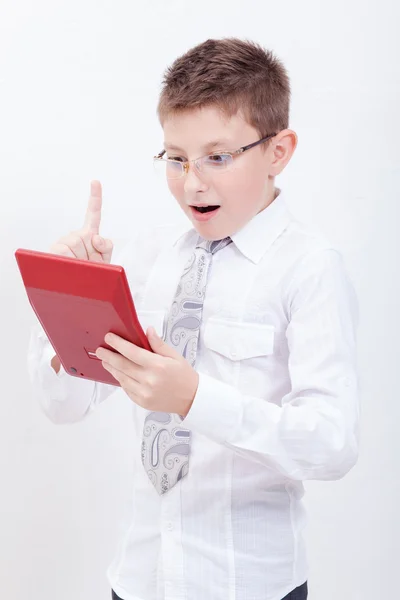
top-left (157, 38), bottom-right (290, 140)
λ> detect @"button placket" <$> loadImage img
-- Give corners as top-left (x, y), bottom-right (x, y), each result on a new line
top-left (160, 489), bottom-right (185, 600)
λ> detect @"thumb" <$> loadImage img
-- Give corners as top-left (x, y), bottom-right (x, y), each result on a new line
top-left (92, 234), bottom-right (113, 264)
top-left (147, 327), bottom-right (176, 357)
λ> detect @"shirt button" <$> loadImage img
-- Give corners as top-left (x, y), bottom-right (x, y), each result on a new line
top-left (166, 521), bottom-right (173, 531)
top-left (230, 349), bottom-right (237, 358)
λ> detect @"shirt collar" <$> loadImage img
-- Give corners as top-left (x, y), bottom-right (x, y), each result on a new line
top-left (175, 188), bottom-right (292, 264)
top-left (230, 188), bottom-right (292, 264)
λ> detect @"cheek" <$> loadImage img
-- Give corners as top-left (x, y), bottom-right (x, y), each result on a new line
top-left (215, 164), bottom-right (266, 207)
top-left (167, 180), bottom-right (185, 202)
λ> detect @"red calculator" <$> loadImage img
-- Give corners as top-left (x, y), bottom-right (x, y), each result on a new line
top-left (15, 248), bottom-right (152, 386)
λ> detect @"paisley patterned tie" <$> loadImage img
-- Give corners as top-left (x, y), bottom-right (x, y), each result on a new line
top-left (141, 235), bottom-right (233, 494)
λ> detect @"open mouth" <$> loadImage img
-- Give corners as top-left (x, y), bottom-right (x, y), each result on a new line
top-left (192, 205), bottom-right (220, 213)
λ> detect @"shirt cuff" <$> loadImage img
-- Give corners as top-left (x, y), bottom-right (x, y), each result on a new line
top-left (42, 339), bottom-right (67, 376)
top-left (181, 372), bottom-right (242, 443)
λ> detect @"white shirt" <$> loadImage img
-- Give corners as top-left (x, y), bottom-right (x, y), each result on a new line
top-left (27, 188), bottom-right (360, 600)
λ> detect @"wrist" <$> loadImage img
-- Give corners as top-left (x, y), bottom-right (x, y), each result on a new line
top-left (180, 370), bottom-right (199, 418)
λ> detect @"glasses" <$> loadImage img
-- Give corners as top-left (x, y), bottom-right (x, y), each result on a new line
top-left (153, 132), bottom-right (277, 180)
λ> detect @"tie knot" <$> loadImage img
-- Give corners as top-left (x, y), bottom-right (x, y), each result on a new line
top-left (196, 236), bottom-right (232, 255)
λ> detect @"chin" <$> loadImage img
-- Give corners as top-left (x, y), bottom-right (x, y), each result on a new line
top-left (195, 224), bottom-right (231, 241)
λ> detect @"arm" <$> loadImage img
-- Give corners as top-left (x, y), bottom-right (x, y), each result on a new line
top-left (27, 321), bottom-right (118, 424)
top-left (26, 236), bottom-right (134, 424)
top-left (182, 248), bottom-right (360, 481)
top-left (27, 224), bottom-right (184, 424)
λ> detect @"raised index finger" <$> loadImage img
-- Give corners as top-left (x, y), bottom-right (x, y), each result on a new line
top-left (83, 180), bottom-right (102, 233)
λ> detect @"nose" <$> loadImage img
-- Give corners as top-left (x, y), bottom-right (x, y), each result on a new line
top-left (183, 164), bottom-right (208, 195)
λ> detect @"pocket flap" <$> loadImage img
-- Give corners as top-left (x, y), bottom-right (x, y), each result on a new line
top-left (203, 318), bottom-right (275, 361)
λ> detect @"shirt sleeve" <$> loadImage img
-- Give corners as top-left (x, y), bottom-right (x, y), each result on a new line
top-left (27, 321), bottom-right (118, 424)
top-left (182, 248), bottom-right (361, 482)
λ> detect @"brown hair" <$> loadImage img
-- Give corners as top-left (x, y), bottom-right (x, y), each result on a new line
top-left (157, 38), bottom-right (291, 139)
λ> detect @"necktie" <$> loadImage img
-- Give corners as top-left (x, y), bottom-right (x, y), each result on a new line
top-left (141, 235), bottom-right (233, 494)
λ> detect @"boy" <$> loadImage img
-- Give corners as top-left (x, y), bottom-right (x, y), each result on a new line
top-left (28, 38), bottom-right (360, 600)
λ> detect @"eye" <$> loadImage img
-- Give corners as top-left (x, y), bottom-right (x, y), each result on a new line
top-left (167, 156), bottom-right (186, 163)
top-left (204, 153), bottom-right (231, 167)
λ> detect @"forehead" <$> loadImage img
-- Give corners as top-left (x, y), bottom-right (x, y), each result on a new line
top-left (163, 106), bottom-right (256, 153)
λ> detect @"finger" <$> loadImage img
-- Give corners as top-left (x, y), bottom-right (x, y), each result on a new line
top-left (50, 234), bottom-right (88, 259)
top-left (101, 362), bottom-right (122, 385)
top-left (49, 243), bottom-right (76, 258)
top-left (52, 232), bottom-right (102, 262)
top-left (102, 362), bottom-right (142, 400)
top-left (97, 347), bottom-right (144, 381)
top-left (87, 241), bottom-right (105, 262)
top-left (104, 333), bottom-right (152, 367)
top-left (83, 180), bottom-right (102, 234)
top-left (92, 235), bottom-right (114, 264)
top-left (61, 234), bottom-right (89, 259)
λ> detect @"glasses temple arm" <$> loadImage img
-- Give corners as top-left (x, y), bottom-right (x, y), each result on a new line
top-left (238, 133), bottom-right (277, 154)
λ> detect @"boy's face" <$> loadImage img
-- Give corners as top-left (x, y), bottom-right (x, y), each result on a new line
top-left (162, 106), bottom-right (279, 240)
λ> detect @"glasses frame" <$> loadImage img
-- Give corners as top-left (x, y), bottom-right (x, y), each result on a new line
top-left (153, 132), bottom-right (278, 179)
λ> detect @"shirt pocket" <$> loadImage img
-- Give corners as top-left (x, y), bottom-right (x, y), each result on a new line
top-left (203, 317), bottom-right (275, 361)
top-left (136, 309), bottom-right (166, 339)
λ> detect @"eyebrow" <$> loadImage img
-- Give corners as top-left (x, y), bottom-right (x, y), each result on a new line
top-left (164, 139), bottom-right (234, 153)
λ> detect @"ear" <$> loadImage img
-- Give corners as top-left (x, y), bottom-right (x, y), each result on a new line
top-left (269, 129), bottom-right (298, 177)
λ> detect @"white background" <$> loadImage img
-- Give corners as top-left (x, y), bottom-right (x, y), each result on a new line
top-left (0, 1), bottom-right (398, 598)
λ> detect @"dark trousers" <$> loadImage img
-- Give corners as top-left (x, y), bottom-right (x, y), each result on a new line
top-left (112, 580), bottom-right (308, 600)
top-left (282, 580), bottom-right (308, 599)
